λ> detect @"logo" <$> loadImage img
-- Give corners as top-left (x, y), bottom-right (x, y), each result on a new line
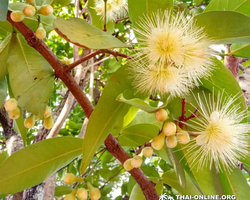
top-left (159, 193), bottom-right (175, 200)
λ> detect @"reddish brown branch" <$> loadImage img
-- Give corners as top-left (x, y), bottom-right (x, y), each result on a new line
top-left (67, 49), bottom-right (132, 71)
top-left (7, 11), bottom-right (158, 200)
top-left (105, 134), bottom-right (159, 199)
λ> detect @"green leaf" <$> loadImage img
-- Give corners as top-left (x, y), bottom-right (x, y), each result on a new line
top-left (129, 184), bottom-right (145, 200)
top-left (0, 78), bottom-right (7, 107)
top-left (54, 18), bottom-right (127, 49)
top-left (36, 0), bottom-right (54, 6)
top-left (0, 137), bottom-right (83, 194)
top-left (54, 186), bottom-right (73, 197)
top-left (13, 107), bottom-right (27, 145)
top-left (0, 34), bottom-right (11, 82)
top-left (166, 148), bottom-right (186, 189)
top-left (201, 57), bottom-right (246, 111)
top-left (205, 0), bottom-right (250, 16)
top-left (9, 3), bottom-right (55, 33)
top-left (0, 151), bottom-right (8, 165)
top-left (230, 44), bottom-right (250, 58)
top-left (123, 106), bottom-right (139, 127)
top-left (0, 0), bottom-right (8, 21)
top-left (162, 170), bottom-right (202, 195)
top-left (80, 66), bottom-right (141, 173)
top-left (87, 0), bottom-right (115, 34)
top-left (53, 0), bottom-right (71, 7)
top-left (220, 167), bottom-right (250, 199)
top-left (7, 33), bottom-right (54, 118)
top-left (195, 11), bottom-right (250, 44)
top-left (140, 165), bottom-right (160, 178)
top-left (117, 92), bottom-right (167, 113)
top-left (128, 0), bottom-right (173, 26)
top-left (118, 124), bottom-right (159, 147)
top-left (155, 181), bottom-right (163, 196)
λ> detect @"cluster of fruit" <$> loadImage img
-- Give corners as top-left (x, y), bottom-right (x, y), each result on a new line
top-left (10, 0), bottom-right (53, 40)
top-left (4, 98), bottom-right (54, 130)
top-left (63, 173), bottom-right (101, 200)
top-left (123, 108), bottom-right (190, 171)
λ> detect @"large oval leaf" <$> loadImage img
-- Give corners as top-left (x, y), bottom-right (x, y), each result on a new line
top-left (0, 78), bottom-right (7, 107)
top-left (54, 18), bottom-right (127, 49)
top-left (0, 137), bottom-right (83, 194)
top-left (230, 44), bottom-right (250, 58)
top-left (0, 34), bottom-right (11, 82)
top-left (0, 0), bottom-right (8, 21)
top-left (195, 11), bottom-right (250, 44)
top-left (7, 33), bottom-right (54, 118)
top-left (205, 0), bottom-right (250, 16)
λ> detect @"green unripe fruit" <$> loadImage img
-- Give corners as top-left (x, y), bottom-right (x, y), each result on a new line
top-left (24, 114), bottom-right (35, 129)
top-left (23, 5), bottom-right (36, 16)
top-left (8, 107), bottom-right (20, 119)
top-left (155, 109), bottom-right (169, 122)
top-left (76, 188), bottom-right (88, 200)
top-left (40, 4), bottom-right (53, 16)
top-left (10, 11), bottom-right (25, 22)
top-left (142, 147), bottom-right (153, 157)
top-left (166, 135), bottom-right (178, 148)
top-left (4, 98), bottom-right (18, 112)
top-left (36, 24), bottom-right (46, 40)
top-left (123, 158), bottom-right (134, 171)
top-left (177, 130), bottom-right (190, 144)
top-left (87, 182), bottom-right (101, 200)
top-left (151, 133), bottom-right (165, 150)
top-left (131, 156), bottom-right (143, 168)
top-left (162, 122), bottom-right (176, 136)
top-left (44, 115), bottom-right (54, 129)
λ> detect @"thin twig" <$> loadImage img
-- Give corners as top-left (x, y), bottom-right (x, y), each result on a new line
top-left (100, 167), bottom-right (123, 190)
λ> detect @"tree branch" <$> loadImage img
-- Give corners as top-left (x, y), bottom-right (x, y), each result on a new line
top-left (7, 11), bottom-right (159, 200)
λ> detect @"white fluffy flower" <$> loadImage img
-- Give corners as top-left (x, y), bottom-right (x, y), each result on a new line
top-left (133, 11), bottom-right (213, 83)
top-left (185, 91), bottom-right (249, 171)
top-left (131, 62), bottom-right (193, 97)
top-left (93, 0), bottom-right (127, 21)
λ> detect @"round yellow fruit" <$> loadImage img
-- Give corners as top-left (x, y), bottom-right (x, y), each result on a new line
top-left (4, 98), bottom-right (18, 112)
top-left (8, 107), bottom-right (20, 119)
top-left (36, 27), bottom-right (46, 40)
top-left (44, 105), bottom-right (51, 118)
top-left (177, 130), bottom-right (190, 144)
top-left (76, 188), bottom-right (88, 200)
top-left (131, 156), bottom-right (143, 168)
top-left (123, 158), bottom-right (134, 171)
top-left (23, 5), bottom-right (36, 17)
top-left (63, 173), bottom-right (76, 185)
top-left (40, 4), bottom-right (53, 16)
top-left (162, 122), bottom-right (176, 137)
top-left (155, 109), bottom-right (169, 122)
top-left (87, 182), bottom-right (101, 200)
top-left (151, 133), bottom-right (165, 150)
top-left (142, 147), bottom-right (153, 157)
top-left (166, 135), bottom-right (178, 148)
top-left (10, 11), bottom-right (25, 22)
top-left (44, 115), bottom-right (54, 129)
top-left (24, 114), bottom-right (35, 129)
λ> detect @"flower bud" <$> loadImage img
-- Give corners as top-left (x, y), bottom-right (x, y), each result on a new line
top-left (8, 107), bottom-right (20, 119)
top-left (142, 147), bottom-right (153, 157)
top-left (151, 133), bottom-right (165, 150)
top-left (87, 182), bottom-right (101, 200)
top-left (23, 5), bottom-right (36, 17)
top-left (177, 130), bottom-right (190, 144)
top-left (36, 24), bottom-right (46, 40)
top-left (155, 109), bottom-right (169, 122)
top-left (44, 115), bottom-right (54, 129)
top-left (123, 158), bottom-right (134, 171)
top-left (24, 114), bottom-right (35, 129)
top-left (39, 4), bottom-right (53, 16)
top-left (76, 188), bottom-right (88, 200)
top-left (162, 122), bottom-right (176, 136)
top-left (4, 98), bottom-right (18, 112)
top-left (10, 11), bottom-right (25, 22)
top-left (44, 105), bottom-right (51, 118)
top-left (131, 155), bottom-right (143, 168)
top-left (166, 135), bottom-right (178, 148)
